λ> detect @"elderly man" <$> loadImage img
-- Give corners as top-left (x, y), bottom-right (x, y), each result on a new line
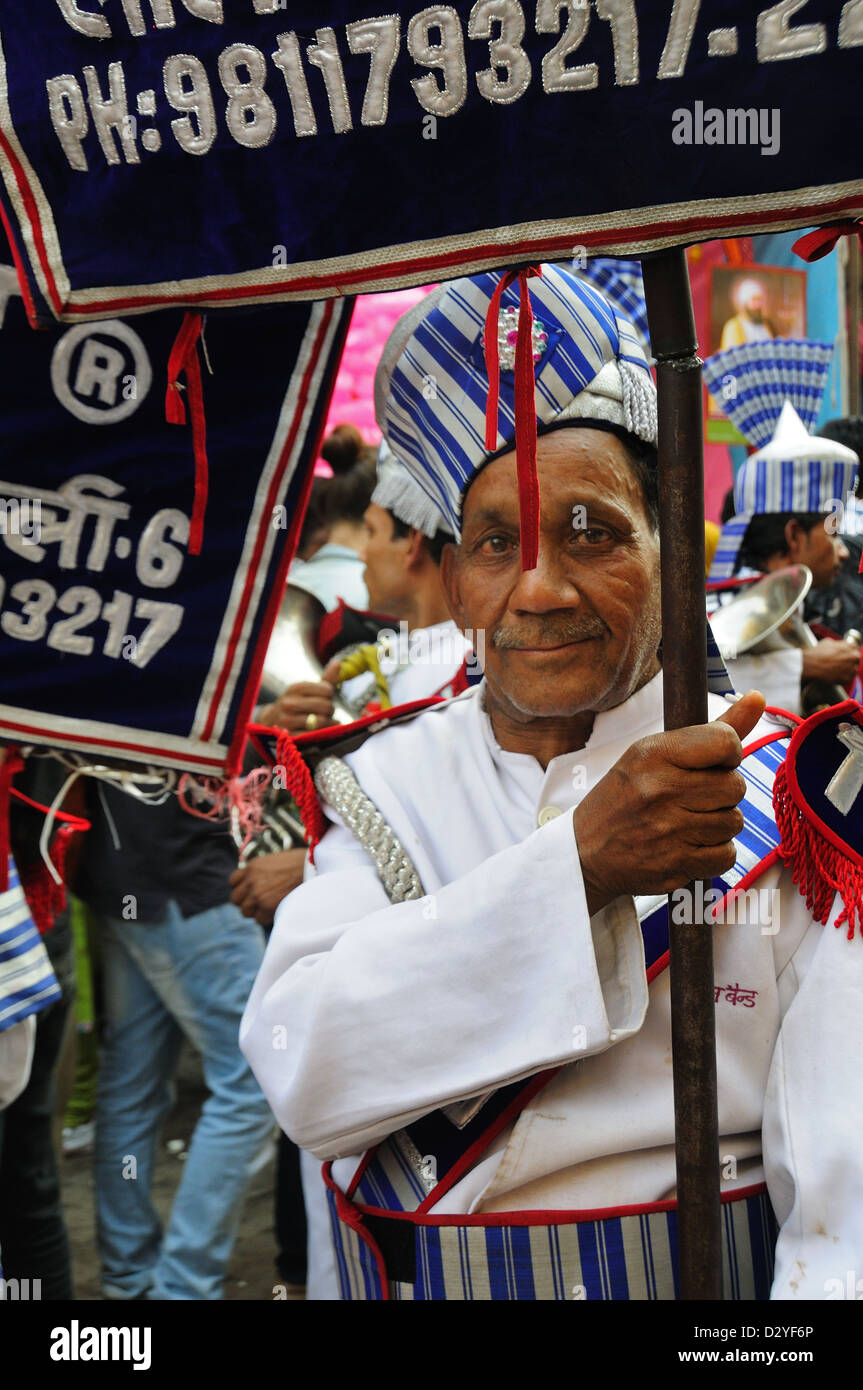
top-left (241, 266), bottom-right (863, 1301)
top-left (719, 277), bottom-right (776, 349)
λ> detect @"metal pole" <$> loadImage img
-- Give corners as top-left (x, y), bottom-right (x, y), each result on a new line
top-left (847, 235), bottom-right (861, 416)
top-left (641, 246), bottom-right (722, 1301)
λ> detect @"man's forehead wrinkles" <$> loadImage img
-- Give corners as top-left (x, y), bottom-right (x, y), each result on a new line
top-left (463, 438), bottom-right (648, 536)
top-left (464, 503), bottom-right (516, 527)
top-left (469, 488), bottom-right (636, 520)
top-left (565, 485), bottom-right (632, 509)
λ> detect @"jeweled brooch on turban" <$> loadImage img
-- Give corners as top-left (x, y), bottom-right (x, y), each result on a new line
top-left (482, 306), bottom-right (548, 372)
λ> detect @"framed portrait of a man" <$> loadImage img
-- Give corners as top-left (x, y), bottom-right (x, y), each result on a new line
top-left (707, 264), bottom-right (808, 442)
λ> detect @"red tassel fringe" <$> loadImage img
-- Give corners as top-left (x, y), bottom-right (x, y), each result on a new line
top-left (773, 758), bottom-right (863, 940)
top-left (19, 822), bottom-right (77, 935)
top-left (0, 748), bottom-right (24, 894)
top-left (275, 731), bottom-right (326, 864)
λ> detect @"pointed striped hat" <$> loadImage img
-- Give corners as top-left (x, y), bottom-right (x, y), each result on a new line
top-left (703, 339), bottom-right (858, 581)
top-left (373, 264), bottom-right (657, 569)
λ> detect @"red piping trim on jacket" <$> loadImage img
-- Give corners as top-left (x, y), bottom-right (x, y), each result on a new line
top-left (419, 1067), bottom-right (562, 1214)
top-left (325, 1168), bottom-right (768, 1230)
top-left (323, 1168), bottom-right (390, 1300)
top-left (0, 126), bottom-right (63, 316)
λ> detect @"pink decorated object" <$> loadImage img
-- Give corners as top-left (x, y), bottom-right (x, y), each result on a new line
top-left (316, 287), bottom-right (434, 472)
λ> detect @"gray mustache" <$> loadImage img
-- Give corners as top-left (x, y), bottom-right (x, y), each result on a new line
top-left (491, 615), bottom-right (606, 649)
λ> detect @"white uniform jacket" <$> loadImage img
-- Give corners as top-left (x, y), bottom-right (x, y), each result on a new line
top-left (240, 671), bottom-right (863, 1299)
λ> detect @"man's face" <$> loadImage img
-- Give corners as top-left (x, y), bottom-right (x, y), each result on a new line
top-left (362, 502), bottom-right (411, 613)
top-left (743, 290), bottom-right (765, 322)
top-left (442, 428), bottom-right (663, 720)
top-left (794, 519), bottom-right (849, 589)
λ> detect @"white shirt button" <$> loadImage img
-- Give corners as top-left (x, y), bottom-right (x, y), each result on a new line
top-left (537, 805), bottom-right (563, 826)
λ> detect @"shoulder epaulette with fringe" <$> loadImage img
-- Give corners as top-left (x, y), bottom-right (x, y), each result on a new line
top-left (773, 699), bottom-right (863, 939)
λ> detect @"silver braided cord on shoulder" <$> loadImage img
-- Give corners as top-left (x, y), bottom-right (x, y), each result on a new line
top-left (314, 755), bottom-right (423, 904)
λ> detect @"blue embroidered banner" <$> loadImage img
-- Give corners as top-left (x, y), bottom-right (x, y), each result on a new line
top-left (0, 282), bottom-right (352, 774)
top-left (0, 2), bottom-right (861, 323)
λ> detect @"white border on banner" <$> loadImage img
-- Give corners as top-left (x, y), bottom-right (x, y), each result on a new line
top-left (191, 299), bottom-right (339, 742)
top-left (0, 704), bottom-right (227, 774)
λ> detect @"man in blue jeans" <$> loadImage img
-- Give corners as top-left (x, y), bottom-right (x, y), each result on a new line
top-left (74, 788), bottom-right (274, 1301)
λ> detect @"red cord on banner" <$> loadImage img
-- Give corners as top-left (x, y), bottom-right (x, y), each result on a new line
top-left (792, 221), bottom-right (863, 263)
top-left (9, 786), bottom-right (90, 830)
top-left (0, 748), bottom-right (24, 893)
top-left (2, 770), bottom-right (90, 930)
top-left (483, 266), bottom-right (543, 571)
top-left (166, 311), bottom-right (209, 556)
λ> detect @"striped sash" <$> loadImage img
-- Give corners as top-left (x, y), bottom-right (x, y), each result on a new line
top-left (325, 1179), bottom-right (777, 1302)
top-left (325, 728), bottom-right (790, 1301)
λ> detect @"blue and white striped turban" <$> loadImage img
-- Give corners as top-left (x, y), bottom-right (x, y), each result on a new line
top-left (373, 264), bottom-right (656, 567)
top-left (708, 402), bottom-right (858, 581)
top-left (573, 257), bottom-right (650, 358)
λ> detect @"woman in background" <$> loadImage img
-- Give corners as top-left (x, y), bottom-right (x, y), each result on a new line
top-left (288, 424), bottom-right (376, 613)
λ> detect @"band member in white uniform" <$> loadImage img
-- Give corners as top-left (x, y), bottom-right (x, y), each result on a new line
top-left (241, 267), bottom-right (863, 1300)
top-left (703, 343), bottom-right (861, 714)
top-left (362, 442), bottom-right (475, 707)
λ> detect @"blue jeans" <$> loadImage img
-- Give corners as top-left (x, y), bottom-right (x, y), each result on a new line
top-left (94, 900), bottom-right (274, 1300)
